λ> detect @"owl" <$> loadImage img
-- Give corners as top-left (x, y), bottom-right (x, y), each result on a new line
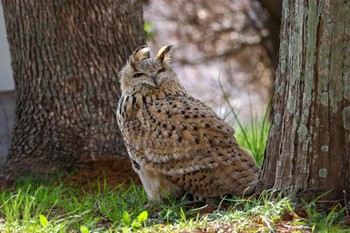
top-left (117, 45), bottom-right (260, 202)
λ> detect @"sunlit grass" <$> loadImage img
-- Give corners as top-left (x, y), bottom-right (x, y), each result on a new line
top-left (0, 174), bottom-right (348, 232)
top-left (0, 177), bottom-right (150, 232)
top-left (0, 105), bottom-right (348, 232)
top-left (218, 80), bottom-right (270, 166)
top-left (235, 112), bottom-right (269, 166)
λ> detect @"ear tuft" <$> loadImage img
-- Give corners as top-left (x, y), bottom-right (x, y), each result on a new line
top-left (129, 45), bottom-right (150, 65)
top-left (156, 45), bottom-right (173, 63)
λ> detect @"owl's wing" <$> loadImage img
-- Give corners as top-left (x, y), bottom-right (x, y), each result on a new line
top-left (122, 92), bottom-right (257, 176)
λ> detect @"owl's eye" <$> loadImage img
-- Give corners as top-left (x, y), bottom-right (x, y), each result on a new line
top-left (133, 73), bottom-right (144, 78)
top-left (157, 67), bottom-right (165, 73)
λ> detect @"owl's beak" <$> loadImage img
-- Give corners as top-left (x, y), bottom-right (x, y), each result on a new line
top-left (150, 74), bottom-right (158, 86)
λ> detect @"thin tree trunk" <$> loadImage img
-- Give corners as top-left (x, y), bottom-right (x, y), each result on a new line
top-left (1, 0), bottom-right (145, 179)
top-left (249, 0), bottom-right (282, 69)
top-left (259, 0), bottom-right (350, 200)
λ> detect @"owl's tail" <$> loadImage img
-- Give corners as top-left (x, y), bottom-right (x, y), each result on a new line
top-left (218, 146), bottom-right (261, 196)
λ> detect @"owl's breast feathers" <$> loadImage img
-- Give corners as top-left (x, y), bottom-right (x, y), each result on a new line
top-left (117, 84), bottom-right (259, 178)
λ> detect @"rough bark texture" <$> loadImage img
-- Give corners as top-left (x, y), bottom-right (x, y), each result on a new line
top-left (259, 0), bottom-right (350, 200)
top-left (1, 0), bottom-right (145, 179)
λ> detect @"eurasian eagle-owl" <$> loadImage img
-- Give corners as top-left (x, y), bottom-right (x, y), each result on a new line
top-left (117, 45), bottom-right (260, 202)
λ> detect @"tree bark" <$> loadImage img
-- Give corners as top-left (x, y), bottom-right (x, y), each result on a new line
top-left (1, 0), bottom-right (145, 179)
top-left (259, 0), bottom-right (350, 201)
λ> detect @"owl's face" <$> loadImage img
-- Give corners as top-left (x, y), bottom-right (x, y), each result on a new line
top-left (119, 45), bottom-right (178, 94)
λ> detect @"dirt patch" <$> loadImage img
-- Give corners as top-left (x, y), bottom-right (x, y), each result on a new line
top-left (64, 156), bottom-right (141, 191)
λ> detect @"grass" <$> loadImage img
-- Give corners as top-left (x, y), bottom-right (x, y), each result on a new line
top-left (218, 78), bottom-right (270, 166)
top-left (0, 177), bottom-right (347, 232)
top-left (0, 177), bottom-right (149, 232)
top-left (235, 111), bottom-right (269, 167)
top-left (218, 103), bottom-right (269, 167)
top-left (0, 109), bottom-right (348, 232)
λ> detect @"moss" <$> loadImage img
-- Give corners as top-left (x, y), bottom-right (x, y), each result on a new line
top-left (287, 96), bottom-right (296, 114)
top-left (321, 145), bottom-right (329, 152)
top-left (315, 118), bottom-right (320, 127)
top-left (278, 83), bottom-right (285, 95)
top-left (320, 92), bottom-right (329, 106)
top-left (274, 113), bottom-right (281, 125)
top-left (344, 86), bottom-right (350, 101)
top-left (318, 168), bottom-right (328, 178)
top-left (297, 124), bottom-right (308, 141)
top-left (343, 106), bottom-right (350, 130)
top-left (302, 143), bottom-right (308, 152)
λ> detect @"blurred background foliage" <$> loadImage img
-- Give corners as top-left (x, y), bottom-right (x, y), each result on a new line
top-left (143, 0), bottom-right (281, 124)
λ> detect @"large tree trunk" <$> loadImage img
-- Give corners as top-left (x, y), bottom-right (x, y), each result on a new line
top-left (1, 0), bottom-right (145, 179)
top-left (259, 0), bottom-right (350, 200)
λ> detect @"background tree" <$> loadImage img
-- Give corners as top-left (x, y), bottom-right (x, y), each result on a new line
top-left (144, 0), bottom-right (281, 125)
top-left (0, 0), bottom-right (145, 181)
top-left (259, 0), bottom-right (350, 201)
top-left (248, 0), bottom-right (281, 68)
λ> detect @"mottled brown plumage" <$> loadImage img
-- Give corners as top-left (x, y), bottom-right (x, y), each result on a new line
top-left (117, 45), bottom-right (260, 201)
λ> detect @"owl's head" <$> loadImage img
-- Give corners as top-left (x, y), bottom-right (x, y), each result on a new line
top-left (119, 45), bottom-right (179, 94)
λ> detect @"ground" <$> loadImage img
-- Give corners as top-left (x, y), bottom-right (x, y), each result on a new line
top-left (0, 156), bottom-right (348, 232)
top-left (64, 156), bottom-right (141, 191)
